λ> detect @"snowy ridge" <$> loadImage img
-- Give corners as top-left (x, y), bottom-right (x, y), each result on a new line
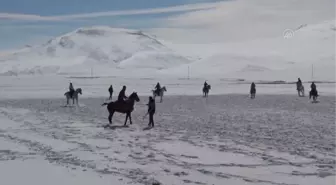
top-left (0, 26), bottom-right (192, 76)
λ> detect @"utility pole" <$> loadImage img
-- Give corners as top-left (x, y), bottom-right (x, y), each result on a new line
top-left (187, 66), bottom-right (190, 80)
top-left (311, 64), bottom-right (314, 81)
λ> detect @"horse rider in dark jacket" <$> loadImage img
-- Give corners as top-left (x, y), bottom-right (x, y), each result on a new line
top-left (297, 78), bottom-right (302, 89)
top-left (118, 86), bottom-right (128, 103)
top-left (155, 82), bottom-right (161, 95)
top-left (250, 82), bottom-right (256, 91)
top-left (69, 82), bottom-right (75, 98)
top-left (311, 82), bottom-right (316, 91)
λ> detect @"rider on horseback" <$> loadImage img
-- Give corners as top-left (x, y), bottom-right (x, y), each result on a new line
top-left (311, 82), bottom-right (316, 91)
top-left (298, 78), bottom-right (302, 85)
top-left (310, 82), bottom-right (318, 99)
top-left (204, 81), bottom-right (208, 88)
top-left (69, 82), bottom-right (75, 98)
top-left (154, 82), bottom-right (161, 96)
top-left (297, 78), bottom-right (302, 90)
top-left (118, 86), bottom-right (128, 103)
top-left (250, 82), bottom-right (256, 91)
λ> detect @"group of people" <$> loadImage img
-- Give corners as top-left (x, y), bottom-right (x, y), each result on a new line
top-left (67, 78), bottom-right (319, 126)
top-left (296, 78), bottom-right (318, 97)
top-left (68, 82), bottom-right (157, 127)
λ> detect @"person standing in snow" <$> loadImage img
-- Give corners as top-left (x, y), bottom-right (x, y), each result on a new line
top-left (250, 82), bottom-right (256, 99)
top-left (108, 85), bottom-right (113, 100)
top-left (146, 96), bottom-right (156, 127)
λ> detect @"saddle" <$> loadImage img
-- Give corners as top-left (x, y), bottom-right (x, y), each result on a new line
top-left (310, 89), bottom-right (318, 96)
top-left (69, 90), bottom-right (75, 98)
top-left (154, 89), bottom-right (160, 95)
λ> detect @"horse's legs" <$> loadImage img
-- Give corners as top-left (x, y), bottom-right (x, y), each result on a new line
top-left (129, 112), bottom-right (133, 125)
top-left (124, 113), bottom-right (129, 126)
top-left (108, 111), bottom-right (114, 124)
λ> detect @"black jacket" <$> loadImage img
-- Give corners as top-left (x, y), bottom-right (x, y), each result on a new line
top-left (118, 89), bottom-right (127, 101)
top-left (147, 100), bottom-right (155, 113)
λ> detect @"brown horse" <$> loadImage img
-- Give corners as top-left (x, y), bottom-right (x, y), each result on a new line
top-left (101, 92), bottom-right (140, 126)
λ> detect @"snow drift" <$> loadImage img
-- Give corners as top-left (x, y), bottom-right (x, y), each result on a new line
top-left (0, 27), bottom-right (191, 76)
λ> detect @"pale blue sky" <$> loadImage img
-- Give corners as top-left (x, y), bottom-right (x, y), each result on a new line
top-left (0, 0), bottom-right (225, 50)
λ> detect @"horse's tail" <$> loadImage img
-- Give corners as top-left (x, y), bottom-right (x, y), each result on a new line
top-left (101, 102), bottom-right (109, 106)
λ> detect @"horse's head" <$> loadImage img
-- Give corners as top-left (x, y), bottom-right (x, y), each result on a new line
top-left (76, 88), bottom-right (82, 95)
top-left (129, 92), bottom-right (140, 102)
top-left (208, 85), bottom-right (211, 90)
top-left (162, 86), bottom-right (167, 91)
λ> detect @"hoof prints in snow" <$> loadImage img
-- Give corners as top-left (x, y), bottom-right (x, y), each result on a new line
top-left (0, 94), bottom-right (335, 185)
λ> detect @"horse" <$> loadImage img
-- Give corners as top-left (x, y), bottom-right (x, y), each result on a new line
top-left (309, 89), bottom-right (318, 102)
top-left (101, 92), bottom-right (140, 126)
top-left (152, 86), bottom-right (167, 103)
top-left (203, 84), bottom-right (211, 97)
top-left (250, 87), bottom-right (256, 99)
top-left (64, 88), bottom-right (82, 106)
top-left (296, 82), bottom-right (305, 97)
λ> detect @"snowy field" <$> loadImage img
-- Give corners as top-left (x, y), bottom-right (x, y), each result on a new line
top-left (0, 93), bottom-right (335, 185)
top-left (0, 75), bottom-right (335, 100)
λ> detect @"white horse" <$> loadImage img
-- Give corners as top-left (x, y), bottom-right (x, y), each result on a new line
top-left (64, 88), bottom-right (82, 105)
top-left (296, 82), bottom-right (305, 97)
top-left (152, 86), bottom-right (167, 103)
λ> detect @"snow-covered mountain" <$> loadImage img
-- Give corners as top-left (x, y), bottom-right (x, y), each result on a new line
top-left (0, 20), bottom-right (335, 81)
top-left (0, 27), bottom-right (192, 76)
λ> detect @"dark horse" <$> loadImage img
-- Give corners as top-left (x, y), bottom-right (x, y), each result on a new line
top-left (101, 92), bottom-right (140, 126)
top-left (203, 84), bottom-right (211, 97)
top-left (309, 89), bottom-right (318, 102)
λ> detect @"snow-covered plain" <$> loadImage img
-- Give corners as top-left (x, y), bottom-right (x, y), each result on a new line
top-left (0, 93), bottom-right (335, 185)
